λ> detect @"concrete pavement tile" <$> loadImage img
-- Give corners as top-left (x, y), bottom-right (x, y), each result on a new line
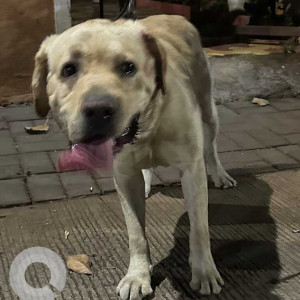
top-left (48, 150), bottom-right (62, 171)
top-left (1, 105), bottom-right (38, 121)
top-left (27, 173), bottom-right (66, 202)
top-left (15, 132), bottom-right (67, 144)
top-left (223, 160), bottom-right (276, 175)
top-left (97, 177), bottom-right (115, 193)
top-left (236, 106), bottom-right (278, 115)
top-left (19, 152), bottom-right (56, 174)
top-left (17, 139), bottom-right (68, 153)
top-left (217, 134), bottom-right (241, 152)
top-left (248, 113), bottom-right (299, 135)
top-left (247, 128), bottom-right (289, 147)
top-left (283, 133), bottom-right (300, 144)
top-left (219, 150), bottom-right (260, 164)
top-left (0, 137), bottom-right (18, 155)
top-left (217, 105), bottom-right (242, 124)
top-left (225, 132), bottom-right (264, 150)
top-left (0, 129), bottom-right (10, 138)
top-left (277, 145), bottom-right (300, 162)
top-left (0, 121), bottom-right (8, 131)
top-left (269, 98), bottom-right (300, 111)
top-left (9, 120), bottom-right (34, 135)
top-left (255, 148), bottom-right (299, 170)
top-left (224, 100), bottom-right (254, 110)
top-left (0, 155), bottom-right (22, 179)
top-left (92, 168), bottom-right (114, 179)
top-left (220, 121), bottom-right (262, 132)
top-left (60, 171), bottom-right (98, 197)
top-left (0, 178), bottom-right (30, 207)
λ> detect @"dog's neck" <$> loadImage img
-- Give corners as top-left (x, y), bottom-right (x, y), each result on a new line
top-left (135, 92), bottom-right (165, 146)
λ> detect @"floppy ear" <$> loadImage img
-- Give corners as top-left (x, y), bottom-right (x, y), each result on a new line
top-left (32, 35), bottom-right (56, 118)
top-left (142, 33), bottom-right (166, 97)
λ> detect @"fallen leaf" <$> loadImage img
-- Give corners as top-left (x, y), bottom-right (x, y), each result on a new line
top-left (67, 254), bottom-right (93, 275)
top-left (64, 230), bottom-right (70, 239)
top-left (252, 97), bottom-right (270, 107)
top-left (25, 118), bottom-right (49, 134)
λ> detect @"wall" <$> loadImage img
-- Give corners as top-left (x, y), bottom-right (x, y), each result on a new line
top-left (0, 0), bottom-right (55, 98)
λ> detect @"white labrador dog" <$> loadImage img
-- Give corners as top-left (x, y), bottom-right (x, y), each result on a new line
top-left (32, 15), bottom-right (236, 299)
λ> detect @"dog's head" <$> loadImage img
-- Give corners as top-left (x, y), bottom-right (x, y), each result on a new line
top-left (32, 20), bottom-right (165, 157)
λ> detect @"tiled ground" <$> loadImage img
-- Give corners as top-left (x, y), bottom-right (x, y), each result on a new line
top-left (0, 98), bottom-right (300, 207)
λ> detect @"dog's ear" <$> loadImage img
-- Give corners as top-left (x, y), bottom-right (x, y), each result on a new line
top-left (32, 35), bottom-right (56, 118)
top-left (142, 33), bottom-right (166, 96)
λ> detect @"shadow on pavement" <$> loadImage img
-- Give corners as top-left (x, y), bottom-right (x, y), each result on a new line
top-left (151, 175), bottom-right (280, 299)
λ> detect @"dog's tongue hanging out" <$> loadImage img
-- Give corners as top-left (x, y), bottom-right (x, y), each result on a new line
top-left (58, 139), bottom-right (114, 171)
top-left (58, 115), bottom-right (140, 172)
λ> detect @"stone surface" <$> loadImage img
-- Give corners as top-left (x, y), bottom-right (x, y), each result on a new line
top-left (0, 137), bottom-right (18, 155)
top-left (277, 145), bottom-right (300, 162)
top-left (225, 132), bottom-right (264, 150)
top-left (247, 129), bottom-right (289, 147)
top-left (60, 171), bottom-right (98, 197)
top-left (1, 170), bottom-right (300, 299)
top-left (0, 155), bottom-right (22, 180)
top-left (211, 54), bottom-right (300, 103)
top-left (27, 173), bottom-right (66, 202)
top-left (0, 178), bottom-right (30, 206)
top-left (19, 152), bottom-right (56, 174)
top-left (0, 100), bottom-right (300, 207)
top-left (97, 177), bottom-right (116, 193)
top-left (255, 148), bottom-right (299, 170)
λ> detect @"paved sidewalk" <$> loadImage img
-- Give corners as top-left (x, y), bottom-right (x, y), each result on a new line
top-left (0, 98), bottom-right (300, 207)
top-left (0, 169), bottom-right (300, 299)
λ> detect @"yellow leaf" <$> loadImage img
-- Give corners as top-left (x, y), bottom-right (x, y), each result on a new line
top-left (67, 254), bottom-right (93, 275)
top-left (252, 97), bottom-right (270, 107)
top-left (25, 118), bottom-right (49, 134)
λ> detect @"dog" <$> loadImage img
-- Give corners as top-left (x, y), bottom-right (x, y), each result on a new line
top-left (32, 15), bottom-right (236, 299)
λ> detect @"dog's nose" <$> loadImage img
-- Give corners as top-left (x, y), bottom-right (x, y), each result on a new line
top-left (81, 94), bottom-right (119, 140)
top-left (82, 94), bottom-right (118, 122)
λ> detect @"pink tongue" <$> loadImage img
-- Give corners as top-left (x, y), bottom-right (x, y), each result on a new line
top-left (58, 139), bottom-right (114, 171)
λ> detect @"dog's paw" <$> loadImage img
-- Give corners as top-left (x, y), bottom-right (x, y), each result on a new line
top-left (145, 185), bottom-right (151, 199)
top-left (117, 273), bottom-right (153, 300)
top-left (211, 167), bottom-right (237, 189)
top-left (190, 256), bottom-right (224, 295)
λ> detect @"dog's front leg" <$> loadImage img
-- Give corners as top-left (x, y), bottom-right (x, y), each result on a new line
top-left (181, 159), bottom-right (224, 295)
top-left (114, 168), bottom-right (153, 300)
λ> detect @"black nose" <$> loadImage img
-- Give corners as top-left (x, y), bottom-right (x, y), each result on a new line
top-left (81, 94), bottom-right (119, 140)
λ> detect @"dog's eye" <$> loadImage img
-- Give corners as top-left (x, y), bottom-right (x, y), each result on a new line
top-left (118, 61), bottom-right (137, 77)
top-left (61, 63), bottom-right (78, 78)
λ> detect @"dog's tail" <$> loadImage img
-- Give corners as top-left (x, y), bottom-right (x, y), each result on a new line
top-left (115, 0), bottom-right (137, 20)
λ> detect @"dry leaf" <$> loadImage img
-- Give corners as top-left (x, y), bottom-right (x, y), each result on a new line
top-left (252, 97), bottom-right (270, 107)
top-left (64, 230), bottom-right (70, 239)
top-left (25, 118), bottom-right (49, 134)
top-left (67, 254), bottom-right (93, 275)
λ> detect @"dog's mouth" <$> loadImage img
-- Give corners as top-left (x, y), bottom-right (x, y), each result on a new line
top-left (58, 114), bottom-right (140, 171)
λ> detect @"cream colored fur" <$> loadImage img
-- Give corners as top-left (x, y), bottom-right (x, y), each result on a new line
top-left (32, 15), bottom-right (236, 299)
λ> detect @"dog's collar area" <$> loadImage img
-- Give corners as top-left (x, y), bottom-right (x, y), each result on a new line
top-left (113, 114), bottom-right (140, 154)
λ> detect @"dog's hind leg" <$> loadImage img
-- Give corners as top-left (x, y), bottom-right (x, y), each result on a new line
top-left (194, 50), bottom-right (236, 188)
top-left (202, 102), bottom-right (237, 188)
top-left (142, 168), bottom-right (153, 198)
